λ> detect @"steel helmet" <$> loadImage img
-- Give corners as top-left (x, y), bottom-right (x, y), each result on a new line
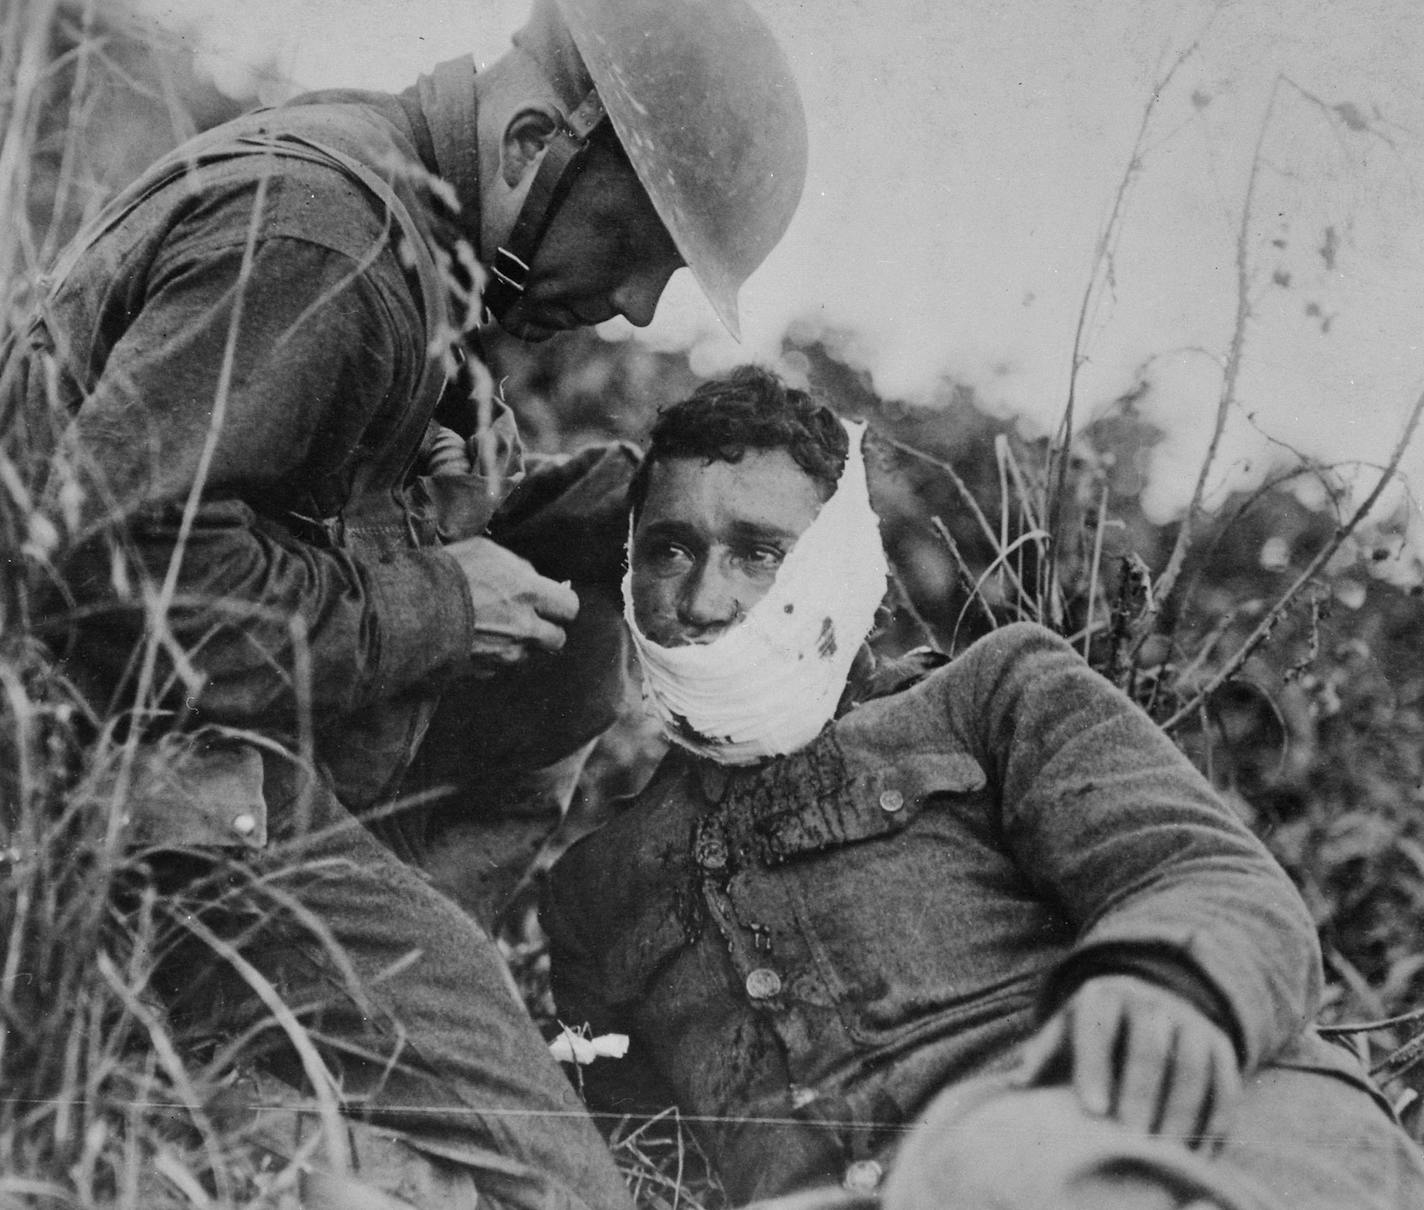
top-left (507, 0), bottom-right (808, 339)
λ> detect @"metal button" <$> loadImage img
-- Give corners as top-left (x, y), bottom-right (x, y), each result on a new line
top-left (878, 788), bottom-right (905, 813)
top-left (231, 813), bottom-right (258, 837)
top-left (745, 968), bottom-right (782, 1000)
top-left (695, 837), bottom-right (728, 870)
top-left (843, 1159), bottom-right (883, 1192)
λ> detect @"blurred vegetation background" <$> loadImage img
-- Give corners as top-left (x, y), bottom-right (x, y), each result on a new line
top-left (5, 2), bottom-right (1424, 1205)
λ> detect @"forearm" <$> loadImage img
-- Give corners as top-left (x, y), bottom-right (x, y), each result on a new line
top-left (54, 497), bottom-right (473, 724)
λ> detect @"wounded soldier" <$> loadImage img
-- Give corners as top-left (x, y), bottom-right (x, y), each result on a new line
top-left (541, 366), bottom-right (1424, 1209)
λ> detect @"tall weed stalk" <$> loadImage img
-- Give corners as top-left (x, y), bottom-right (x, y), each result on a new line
top-left (0, 5), bottom-right (369, 1204)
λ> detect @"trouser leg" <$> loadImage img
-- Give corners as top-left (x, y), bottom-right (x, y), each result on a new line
top-left (879, 1067), bottom-right (1424, 1210)
top-left (881, 1079), bottom-right (1230, 1210)
top-left (152, 755), bottom-right (634, 1210)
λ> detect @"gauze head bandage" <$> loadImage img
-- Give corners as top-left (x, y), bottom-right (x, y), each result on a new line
top-left (623, 420), bottom-right (889, 765)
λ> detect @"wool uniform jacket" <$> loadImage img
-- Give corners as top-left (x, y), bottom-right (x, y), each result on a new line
top-left (544, 622), bottom-right (1404, 1203)
top-left (5, 81), bottom-right (635, 825)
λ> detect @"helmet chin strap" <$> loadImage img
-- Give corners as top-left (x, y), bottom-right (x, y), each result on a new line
top-left (481, 88), bottom-right (608, 323)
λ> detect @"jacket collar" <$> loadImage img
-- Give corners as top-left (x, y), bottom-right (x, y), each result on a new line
top-left (693, 645), bottom-right (950, 803)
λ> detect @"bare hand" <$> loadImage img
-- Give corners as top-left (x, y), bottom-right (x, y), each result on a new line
top-left (1014, 974), bottom-right (1241, 1149)
top-left (441, 536), bottom-right (579, 671)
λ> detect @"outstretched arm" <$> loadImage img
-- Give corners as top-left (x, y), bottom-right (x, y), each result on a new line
top-left (936, 624), bottom-right (1319, 1138)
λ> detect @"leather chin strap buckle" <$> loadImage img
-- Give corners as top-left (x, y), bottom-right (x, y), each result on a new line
top-left (481, 88), bottom-right (607, 324)
top-left (488, 247), bottom-right (532, 300)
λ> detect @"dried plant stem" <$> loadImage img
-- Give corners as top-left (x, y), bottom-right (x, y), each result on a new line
top-left (0, 0), bottom-right (63, 296)
top-left (1320, 1004), bottom-right (1424, 1037)
top-left (96, 952), bottom-right (233, 1203)
top-left (170, 909), bottom-right (352, 1175)
top-left (1048, 37), bottom-right (1203, 597)
top-left (1154, 75), bottom-right (1282, 607)
top-left (871, 431), bottom-right (1002, 566)
top-left (873, 432), bottom-right (1038, 620)
top-left (1162, 383), bottom-right (1424, 732)
top-left (1081, 482), bottom-right (1109, 660)
top-left (929, 516), bottom-right (998, 638)
top-left (887, 565), bottom-right (943, 652)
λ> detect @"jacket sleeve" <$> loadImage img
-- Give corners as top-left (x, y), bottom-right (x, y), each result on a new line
top-left (488, 442), bottom-right (641, 585)
top-left (50, 227), bottom-right (475, 724)
top-left (945, 622), bottom-right (1322, 1072)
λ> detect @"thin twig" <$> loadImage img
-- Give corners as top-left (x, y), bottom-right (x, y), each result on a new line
top-left (1155, 74), bottom-right (1283, 607)
top-left (887, 564), bottom-right (943, 652)
top-left (1048, 37), bottom-right (1204, 605)
top-left (929, 516), bottom-right (999, 639)
top-left (1162, 383), bottom-right (1424, 731)
top-left (1320, 1004), bottom-right (1424, 1037)
top-left (1082, 482), bottom-right (1109, 661)
top-left (870, 431), bottom-right (1008, 578)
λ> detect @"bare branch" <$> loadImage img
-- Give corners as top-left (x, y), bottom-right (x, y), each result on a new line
top-left (1155, 75), bottom-right (1284, 606)
top-left (1162, 383), bottom-right (1424, 731)
top-left (1048, 36), bottom-right (1205, 599)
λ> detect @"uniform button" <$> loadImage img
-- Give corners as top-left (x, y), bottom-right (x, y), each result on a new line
top-left (878, 788), bottom-right (905, 813)
top-left (231, 813), bottom-right (258, 837)
top-left (745, 968), bottom-right (782, 1000)
top-left (695, 837), bottom-right (728, 870)
top-left (843, 1159), bottom-right (883, 1192)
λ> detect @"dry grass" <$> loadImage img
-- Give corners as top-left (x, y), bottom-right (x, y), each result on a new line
top-left (4, 5), bottom-right (1424, 1210)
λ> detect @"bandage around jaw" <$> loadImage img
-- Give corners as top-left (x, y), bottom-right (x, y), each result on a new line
top-left (623, 420), bottom-right (889, 765)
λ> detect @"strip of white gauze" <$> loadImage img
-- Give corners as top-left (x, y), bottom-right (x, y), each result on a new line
top-left (623, 420), bottom-right (889, 765)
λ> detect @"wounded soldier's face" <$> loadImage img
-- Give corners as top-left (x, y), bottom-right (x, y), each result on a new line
top-left (630, 450), bottom-right (827, 647)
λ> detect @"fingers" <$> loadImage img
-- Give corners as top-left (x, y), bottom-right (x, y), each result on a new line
top-left (1113, 998), bottom-right (1174, 1135)
top-left (1066, 981), bottom-right (1121, 1119)
top-left (482, 612), bottom-right (571, 655)
top-left (1194, 1039), bottom-right (1241, 1149)
top-left (1151, 1023), bottom-right (1205, 1142)
top-left (1033, 975), bottom-right (1242, 1149)
top-left (1154, 1019), bottom-right (1233, 1147)
top-left (442, 537), bottom-right (582, 666)
top-left (532, 576), bottom-right (579, 625)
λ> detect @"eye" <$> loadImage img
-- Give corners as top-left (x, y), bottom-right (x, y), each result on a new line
top-left (638, 539), bottom-right (694, 573)
top-left (735, 544), bottom-right (785, 574)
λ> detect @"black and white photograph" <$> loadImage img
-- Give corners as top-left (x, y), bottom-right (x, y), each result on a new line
top-left (3, 1), bottom-right (1424, 1206)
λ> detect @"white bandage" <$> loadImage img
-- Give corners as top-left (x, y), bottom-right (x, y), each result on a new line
top-left (623, 420), bottom-right (889, 765)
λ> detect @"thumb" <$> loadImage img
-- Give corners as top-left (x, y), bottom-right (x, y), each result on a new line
top-left (1013, 1010), bottom-right (1069, 1087)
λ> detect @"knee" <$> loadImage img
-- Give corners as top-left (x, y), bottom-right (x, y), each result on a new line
top-left (883, 1085), bottom-right (1223, 1210)
top-left (884, 1084), bottom-right (1078, 1210)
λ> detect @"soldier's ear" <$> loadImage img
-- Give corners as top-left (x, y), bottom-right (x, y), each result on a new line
top-left (500, 107), bottom-right (560, 187)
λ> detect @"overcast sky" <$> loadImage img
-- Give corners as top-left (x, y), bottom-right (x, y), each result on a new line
top-left (132, 0), bottom-right (1424, 534)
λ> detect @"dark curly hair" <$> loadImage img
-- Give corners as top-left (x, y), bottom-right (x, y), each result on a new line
top-left (628, 366), bottom-right (848, 515)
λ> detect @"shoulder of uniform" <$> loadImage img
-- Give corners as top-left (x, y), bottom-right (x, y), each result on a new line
top-left (875, 623), bottom-right (1085, 717)
top-left (957, 621), bottom-right (1078, 672)
top-left (162, 108), bottom-right (427, 271)
top-left (847, 645), bottom-right (949, 705)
